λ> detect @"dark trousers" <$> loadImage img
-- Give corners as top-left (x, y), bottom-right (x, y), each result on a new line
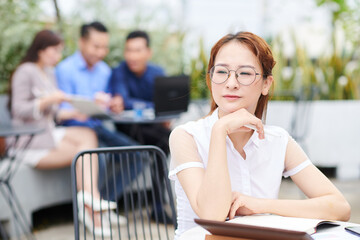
top-left (115, 123), bottom-right (171, 210)
top-left (94, 125), bottom-right (140, 200)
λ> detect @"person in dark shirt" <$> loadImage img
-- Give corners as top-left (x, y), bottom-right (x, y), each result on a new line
top-left (108, 30), bottom-right (173, 223)
top-left (108, 30), bottom-right (171, 155)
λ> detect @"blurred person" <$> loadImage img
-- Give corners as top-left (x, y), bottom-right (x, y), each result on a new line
top-left (169, 31), bottom-right (351, 239)
top-left (56, 21), bottom-right (144, 232)
top-left (9, 29), bottom-right (115, 236)
top-left (56, 21), bottom-right (139, 191)
top-left (108, 30), bottom-right (170, 155)
top-left (108, 30), bottom-right (173, 223)
top-left (55, 21), bottom-right (135, 148)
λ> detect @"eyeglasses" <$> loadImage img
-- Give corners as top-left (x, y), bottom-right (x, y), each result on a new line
top-left (209, 65), bottom-right (265, 86)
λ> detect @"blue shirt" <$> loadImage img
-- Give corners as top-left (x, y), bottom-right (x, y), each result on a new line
top-left (108, 62), bottom-right (165, 109)
top-left (56, 51), bottom-right (111, 127)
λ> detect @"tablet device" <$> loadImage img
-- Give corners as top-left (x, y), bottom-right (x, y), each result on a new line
top-left (194, 218), bottom-right (313, 240)
top-left (69, 97), bottom-right (110, 119)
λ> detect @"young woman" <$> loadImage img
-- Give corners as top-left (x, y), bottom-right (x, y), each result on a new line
top-left (9, 30), bottom-right (119, 236)
top-left (169, 32), bottom-right (350, 238)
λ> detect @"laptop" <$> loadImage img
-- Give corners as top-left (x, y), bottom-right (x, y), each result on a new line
top-left (153, 75), bottom-right (190, 117)
top-left (194, 218), bottom-right (313, 240)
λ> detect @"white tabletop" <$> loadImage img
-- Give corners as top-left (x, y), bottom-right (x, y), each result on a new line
top-left (111, 109), bottom-right (180, 124)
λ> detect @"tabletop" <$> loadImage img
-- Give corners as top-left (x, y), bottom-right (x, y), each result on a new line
top-left (111, 109), bottom-right (181, 124)
top-left (0, 124), bottom-right (44, 137)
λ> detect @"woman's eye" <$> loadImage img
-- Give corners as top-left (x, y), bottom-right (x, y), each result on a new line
top-left (217, 70), bottom-right (228, 74)
top-left (239, 71), bottom-right (252, 76)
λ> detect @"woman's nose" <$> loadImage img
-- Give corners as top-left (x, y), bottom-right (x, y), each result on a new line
top-left (225, 71), bottom-right (239, 88)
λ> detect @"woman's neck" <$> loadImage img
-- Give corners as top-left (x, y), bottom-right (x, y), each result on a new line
top-left (36, 61), bottom-right (46, 70)
top-left (229, 130), bottom-right (253, 147)
top-left (228, 130), bottom-right (254, 160)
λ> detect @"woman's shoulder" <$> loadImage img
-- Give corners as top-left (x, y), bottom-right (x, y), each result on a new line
top-left (263, 125), bottom-right (290, 144)
top-left (173, 115), bottom-right (211, 134)
top-left (15, 62), bottom-right (37, 73)
top-left (13, 63), bottom-right (38, 79)
top-left (264, 125), bottom-right (289, 135)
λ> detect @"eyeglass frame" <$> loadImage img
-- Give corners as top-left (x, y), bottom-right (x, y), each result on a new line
top-left (208, 64), bottom-right (268, 86)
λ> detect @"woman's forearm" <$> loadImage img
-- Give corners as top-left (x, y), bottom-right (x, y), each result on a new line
top-left (261, 195), bottom-right (351, 221)
top-left (196, 122), bottom-right (232, 220)
top-left (38, 96), bottom-right (53, 112)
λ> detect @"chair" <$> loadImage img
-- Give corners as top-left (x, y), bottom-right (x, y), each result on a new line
top-left (288, 85), bottom-right (319, 153)
top-left (274, 85), bottom-right (318, 153)
top-left (71, 145), bottom-right (177, 240)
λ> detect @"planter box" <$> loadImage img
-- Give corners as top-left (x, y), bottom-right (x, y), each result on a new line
top-left (267, 100), bottom-right (360, 180)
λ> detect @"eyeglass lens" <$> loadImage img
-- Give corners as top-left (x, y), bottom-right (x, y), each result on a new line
top-left (210, 65), bottom-right (257, 85)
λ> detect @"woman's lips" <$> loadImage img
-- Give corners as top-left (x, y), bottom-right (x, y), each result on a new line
top-left (223, 95), bottom-right (240, 99)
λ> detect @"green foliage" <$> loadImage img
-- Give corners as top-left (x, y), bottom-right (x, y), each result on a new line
top-left (0, 1), bottom-right (187, 94)
top-left (271, 31), bottom-right (360, 100)
top-left (271, 0), bottom-right (360, 100)
top-left (0, 0), bottom-right (46, 93)
top-left (189, 38), bottom-right (209, 99)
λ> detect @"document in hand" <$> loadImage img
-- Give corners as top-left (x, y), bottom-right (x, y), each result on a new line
top-left (195, 214), bottom-right (339, 240)
top-left (69, 96), bottom-right (110, 119)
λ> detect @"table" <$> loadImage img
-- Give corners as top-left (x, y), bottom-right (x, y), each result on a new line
top-left (0, 124), bottom-right (43, 240)
top-left (179, 219), bottom-right (360, 240)
top-left (111, 109), bottom-right (180, 124)
top-left (111, 109), bottom-right (180, 144)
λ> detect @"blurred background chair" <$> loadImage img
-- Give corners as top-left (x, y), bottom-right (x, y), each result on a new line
top-left (274, 85), bottom-right (319, 154)
top-left (71, 145), bottom-right (177, 240)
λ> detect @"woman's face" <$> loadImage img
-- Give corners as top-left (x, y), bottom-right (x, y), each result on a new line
top-left (38, 44), bottom-right (63, 67)
top-left (211, 41), bottom-right (272, 118)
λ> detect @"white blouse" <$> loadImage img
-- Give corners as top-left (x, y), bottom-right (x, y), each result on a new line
top-left (169, 108), bottom-right (311, 239)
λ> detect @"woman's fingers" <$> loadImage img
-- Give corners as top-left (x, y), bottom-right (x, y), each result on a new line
top-left (253, 120), bottom-right (265, 139)
top-left (229, 198), bottom-right (244, 220)
top-left (220, 108), bottom-right (265, 139)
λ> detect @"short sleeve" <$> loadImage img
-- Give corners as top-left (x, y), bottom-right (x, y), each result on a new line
top-left (282, 135), bottom-right (312, 178)
top-left (168, 162), bottom-right (204, 180)
top-left (283, 159), bottom-right (312, 178)
top-left (168, 126), bottom-right (204, 180)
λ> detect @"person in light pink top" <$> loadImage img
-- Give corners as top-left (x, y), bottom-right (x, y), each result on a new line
top-left (9, 29), bottom-right (117, 236)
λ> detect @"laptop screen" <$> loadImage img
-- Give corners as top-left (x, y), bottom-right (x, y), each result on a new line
top-left (153, 75), bottom-right (190, 117)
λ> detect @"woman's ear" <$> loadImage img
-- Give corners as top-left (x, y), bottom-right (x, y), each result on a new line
top-left (262, 76), bottom-right (273, 96)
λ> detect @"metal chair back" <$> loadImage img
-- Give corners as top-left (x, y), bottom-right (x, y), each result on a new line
top-left (71, 145), bottom-right (176, 240)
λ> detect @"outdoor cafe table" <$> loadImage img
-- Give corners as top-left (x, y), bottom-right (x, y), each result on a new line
top-left (0, 124), bottom-right (44, 240)
top-left (110, 109), bottom-right (181, 143)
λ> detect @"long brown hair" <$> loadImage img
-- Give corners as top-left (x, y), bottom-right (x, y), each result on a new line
top-left (8, 30), bottom-right (62, 111)
top-left (20, 30), bottom-right (62, 64)
top-left (206, 32), bottom-right (276, 121)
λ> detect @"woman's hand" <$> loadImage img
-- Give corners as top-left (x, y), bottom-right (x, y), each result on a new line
top-left (217, 108), bottom-right (265, 139)
top-left (228, 192), bottom-right (264, 219)
top-left (49, 90), bottom-right (69, 104)
top-left (39, 90), bottom-right (69, 111)
top-left (56, 109), bottom-right (88, 122)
